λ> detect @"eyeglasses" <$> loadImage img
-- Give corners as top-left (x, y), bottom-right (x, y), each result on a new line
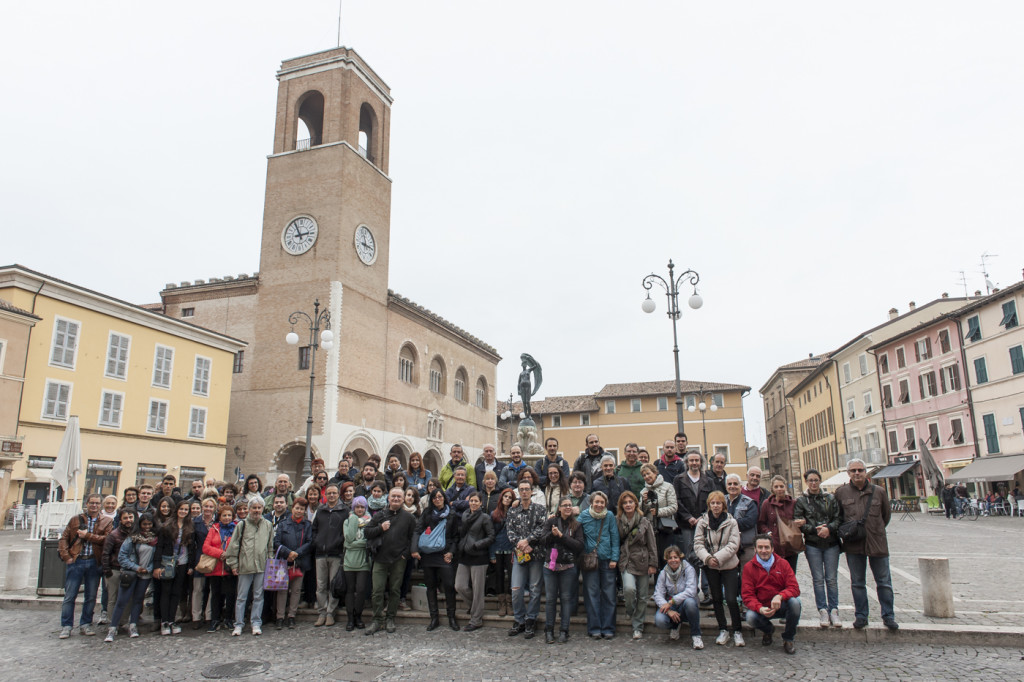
top-left (848, 468), bottom-right (865, 473)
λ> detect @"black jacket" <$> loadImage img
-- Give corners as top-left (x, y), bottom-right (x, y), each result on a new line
top-left (154, 523), bottom-right (198, 572)
top-left (474, 459), bottom-right (507, 488)
top-left (364, 507), bottom-right (416, 564)
top-left (275, 515), bottom-right (314, 572)
top-left (457, 509), bottom-right (495, 565)
top-left (446, 484), bottom-right (477, 514)
top-left (592, 475), bottom-right (630, 513)
top-left (573, 450), bottom-right (606, 492)
top-left (413, 506), bottom-right (460, 567)
top-left (311, 502), bottom-right (349, 557)
top-left (673, 471), bottom-right (717, 525)
top-left (539, 515), bottom-right (584, 565)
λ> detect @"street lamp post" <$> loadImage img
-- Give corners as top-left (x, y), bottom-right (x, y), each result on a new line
top-left (286, 299), bottom-right (333, 478)
top-left (641, 260), bottom-right (702, 435)
top-left (686, 384), bottom-right (718, 462)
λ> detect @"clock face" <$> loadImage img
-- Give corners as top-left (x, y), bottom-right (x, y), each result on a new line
top-left (282, 216), bottom-right (318, 255)
top-left (354, 225), bottom-right (377, 265)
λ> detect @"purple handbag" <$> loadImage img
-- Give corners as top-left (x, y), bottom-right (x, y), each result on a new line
top-left (263, 547), bottom-right (289, 591)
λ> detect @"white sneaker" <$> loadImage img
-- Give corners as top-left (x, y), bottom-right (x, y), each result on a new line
top-left (59, 626), bottom-right (72, 639)
top-left (232, 625), bottom-right (243, 636)
top-left (80, 624), bottom-right (95, 636)
top-left (819, 608), bottom-right (830, 628)
top-left (128, 624), bottom-right (139, 638)
top-left (104, 627), bottom-right (116, 643)
top-left (632, 629), bottom-right (642, 640)
top-left (96, 612), bottom-right (108, 625)
top-left (252, 625), bottom-right (262, 636)
top-left (692, 635), bottom-right (704, 650)
top-left (733, 631), bottom-right (745, 647)
top-left (669, 625), bottom-right (680, 641)
top-left (715, 629), bottom-right (730, 646)
top-left (160, 623), bottom-right (171, 636)
top-left (830, 609), bottom-right (842, 628)
top-left (170, 623), bottom-right (182, 635)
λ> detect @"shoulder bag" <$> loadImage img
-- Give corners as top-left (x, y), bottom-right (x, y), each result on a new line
top-left (580, 517), bottom-right (606, 572)
top-left (838, 486), bottom-right (875, 545)
top-left (418, 518), bottom-right (448, 554)
top-left (776, 514), bottom-right (805, 555)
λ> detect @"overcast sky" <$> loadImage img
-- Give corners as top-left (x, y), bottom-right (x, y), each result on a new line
top-left (3, 2), bottom-right (1022, 447)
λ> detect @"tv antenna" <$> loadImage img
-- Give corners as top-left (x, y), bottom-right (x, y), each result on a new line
top-left (955, 270), bottom-right (969, 298)
top-left (980, 252), bottom-right (998, 294)
top-left (337, 0), bottom-right (343, 47)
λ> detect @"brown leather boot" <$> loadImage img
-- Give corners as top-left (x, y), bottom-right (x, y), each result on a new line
top-left (498, 594), bottom-right (508, 617)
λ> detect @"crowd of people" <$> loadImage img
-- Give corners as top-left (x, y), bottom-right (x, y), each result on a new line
top-left (56, 432), bottom-right (897, 655)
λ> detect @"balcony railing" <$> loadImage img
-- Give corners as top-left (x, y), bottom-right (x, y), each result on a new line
top-left (296, 138), bottom-right (311, 151)
top-left (839, 448), bottom-right (886, 467)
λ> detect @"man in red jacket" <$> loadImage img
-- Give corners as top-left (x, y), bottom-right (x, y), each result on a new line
top-left (741, 534), bottom-right (801, 655)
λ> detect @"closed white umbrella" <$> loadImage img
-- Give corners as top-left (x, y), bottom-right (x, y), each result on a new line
top-left (51, 415), bottom-right (82, 501)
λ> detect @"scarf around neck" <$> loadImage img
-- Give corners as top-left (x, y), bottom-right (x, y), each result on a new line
top-left (664, 562), bottom-right (683, 583)
top-left (588, 507), bottom-right (608, 520)
top-left (708, 510), bottom-right (726, 531)
top-left (368, 495), bottom-right (388, 511)
top-left (618, 511), bottom-right (640, 540)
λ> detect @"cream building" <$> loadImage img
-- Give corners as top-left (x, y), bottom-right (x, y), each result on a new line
top-left (833, 297), bottom-right (969, 472)
top-left (0, 265), bottom-right (243, 510)
top-left (0, 298), bottom-right (39, 515)
top-left (503, 380), bottom-right (751, 479)
top-left (158, 47), bottom-right (500, 481)
top-left (951, 278), bottom-right (1024, 490)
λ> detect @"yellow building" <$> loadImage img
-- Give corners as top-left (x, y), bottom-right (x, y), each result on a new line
top-left (0, 265), bottom-right (245, 508)
top-left (787, 357), bottom-right (847, 490)
top-left (504, 380), bottom-right (751, 479)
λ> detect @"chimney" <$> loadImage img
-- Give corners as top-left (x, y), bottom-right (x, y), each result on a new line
top-left (975, 290), bottom-right (982, 297)
top-left (888, 307), bottom-right (899, 320)
top-left (908, 301), bottom-right (916, 310)
top-left (941, 292), bottom-right (949, 298)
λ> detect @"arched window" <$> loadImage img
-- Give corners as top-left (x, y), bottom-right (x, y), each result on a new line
top-left (429, 357), bottom-right (446, 395)
top-left (399, 344), bottom-right (417, 385)
top-left (475, 376), bottom-right (488, 409)
top-left (296, 91), bottom-right (324, 150)
top-left (358, 102), bottom-right (377, 164)
top-left (454, 367), bottom-right (468, 402)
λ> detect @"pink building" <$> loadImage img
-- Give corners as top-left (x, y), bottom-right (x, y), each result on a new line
top-left (869, 314), bottom-right (977, 499)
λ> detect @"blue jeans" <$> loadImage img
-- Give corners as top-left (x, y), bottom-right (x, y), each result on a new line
top-left (235, 572), bottom-right (265, 628)
top-left (653, 597), bottom-right (701, 636)
top-left (111, 576), bottom-right (151, 626)
top-left (61, 557), bottom-right (101, 628)
top-left (845, 553), bottom-right (895, 622)
top-left (543, 567), bottom-right (575, 632)
top-left (745, 596), bottom-right (801, 641)
top-left (581, 560), bottom-right (617, 636)
top-left (804, 543), bottom-right (840, 611)
top-left (510, 559), bottom-right (542, 624)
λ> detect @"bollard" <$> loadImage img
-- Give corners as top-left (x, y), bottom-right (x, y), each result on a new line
top-left (5, 549), bottom-right (31, 592)
top-left (918, 556), bottom-right (955, 618)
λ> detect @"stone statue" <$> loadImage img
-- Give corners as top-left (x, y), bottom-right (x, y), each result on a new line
top-left (517, 353), bottom-right (542, 419)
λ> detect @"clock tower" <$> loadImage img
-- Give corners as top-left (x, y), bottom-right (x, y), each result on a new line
top-left (244, 47), bottom-right (395, 473)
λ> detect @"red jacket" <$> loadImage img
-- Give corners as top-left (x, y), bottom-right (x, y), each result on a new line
top-left (202, 523), bottom-right (235, 577)
top-left (740, 553), bottom-right (800, 613)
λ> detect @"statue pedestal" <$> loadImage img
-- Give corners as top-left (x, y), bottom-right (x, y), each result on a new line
top-left (517, 418), bottom-right (544, 457)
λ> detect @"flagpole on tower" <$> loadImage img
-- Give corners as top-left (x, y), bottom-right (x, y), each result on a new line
top-left (337, 0), bottom-right (343, 47)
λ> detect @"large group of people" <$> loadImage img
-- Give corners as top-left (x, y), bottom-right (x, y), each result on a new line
top-left (56, 436), bottom-right (898, 656)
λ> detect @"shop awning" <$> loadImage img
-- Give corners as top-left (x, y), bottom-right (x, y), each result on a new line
top-left (946, 453), bottom-right (1024, 483)
top-left (871, 461), bottom-right (919, 479)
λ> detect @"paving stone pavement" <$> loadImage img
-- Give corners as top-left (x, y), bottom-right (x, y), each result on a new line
top-left (0, 608), bottom-right (1022, 681)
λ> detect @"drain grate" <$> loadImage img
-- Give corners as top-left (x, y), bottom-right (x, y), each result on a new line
top-left (329, 663), bottom-right (390, 681)
top-left (202, 660), bottom-right (271, 679)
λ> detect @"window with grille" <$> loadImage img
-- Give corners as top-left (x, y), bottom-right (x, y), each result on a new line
top-left (43, 381), bottom-right (71, 420)
top-left (233, 350), bottom-right (244, 374)
top-left (105, 333), bottom-right (130, 379)
top-left (552, 415), bottom-right (562, 427)
top-left (99, 391), bottom-right (124, 428)
top-left (147, 400), bottom-right (168, 433)
top-left (657, 396), bottom-right (668, 411)
top-left (189, 407), bottom-right (207, 439)
top-left (50, 317), bottom-right (80, 368)
top-left (193, 356), bottom-right (211, 396)
top-left (631, 398), bottom-right (642, 412)
top-left (152, 345), bottom-right (174, 388)
top-left (298, 346), bottom-right (310, 370)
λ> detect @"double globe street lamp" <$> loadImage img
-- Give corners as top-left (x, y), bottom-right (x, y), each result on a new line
top-left (286, 299), bottom-right (333, 478)
top-left (641, 260), bottom-right (702, 434)
top-left (687, 385), bottom-right (718, 463)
